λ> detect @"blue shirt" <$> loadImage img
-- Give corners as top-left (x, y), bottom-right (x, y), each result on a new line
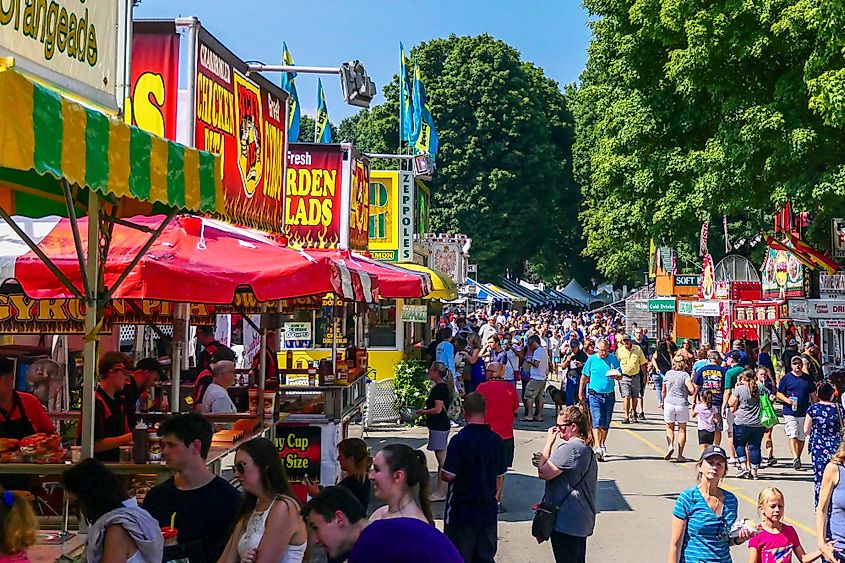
top-left (348, 518), bottom-right (462, 563)
top-left (436, 340), bottom-right (456, 376)
top-left (692, 359), bottom-right (709, 374)
top-left (777, 372), bottom-right (815, 417)
top-left (723, 349), bottom-right (749, 367)
top-left (673, 485), bottom-right (738, 563)
top-left (694, 364), bottom-right (726, 407)
top-left (583, 353), bottom-right (621, 394)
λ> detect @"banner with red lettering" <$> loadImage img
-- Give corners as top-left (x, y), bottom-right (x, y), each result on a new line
top-left (285, 143), bottom-right (344, 248)
top-left (128, 22), bottom-right (180, 140)
top-left (194, 27), bottom-right (288, 234)
top-left (348, 154), bottom-right (370, 251)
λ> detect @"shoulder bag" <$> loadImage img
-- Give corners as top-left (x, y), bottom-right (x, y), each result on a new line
top-left (758, 384), bottom-right (778, 428)
top-left (532, 449), bottom-right (596, 543)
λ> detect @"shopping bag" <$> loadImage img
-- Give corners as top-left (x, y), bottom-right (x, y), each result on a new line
top-left (759, 386), bottom-right (779, 428)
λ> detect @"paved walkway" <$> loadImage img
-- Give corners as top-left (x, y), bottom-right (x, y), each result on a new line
top-left (363, 390), bottom-right (819, 562)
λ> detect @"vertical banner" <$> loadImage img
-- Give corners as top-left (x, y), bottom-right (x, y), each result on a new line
top-left (275, 424), bottom-right (322, 502)
top-left (285, 143), bottom-right (344, 248)
top-left (128, 22), bottom-right (180, 140)
top-left (398, 171), bottom-right (415, 261)
top-left (194, 28), bottom-right (287, 233)
top-left (368, 171), bottom-right (399, 261)
top-left (348, 154), bottom-right (370, 251)
top-left (833, 218), bottom-right (845, 259)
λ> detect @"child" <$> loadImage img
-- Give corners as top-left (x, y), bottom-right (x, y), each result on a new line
top-left (748, 487), bottom-right (826, 562)
top-left (0, 490), bottom-right (37, 562)
top-left (692, 390), bottom-right (720, 451)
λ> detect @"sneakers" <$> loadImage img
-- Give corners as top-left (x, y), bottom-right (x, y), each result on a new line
top-left (601, 445), bottom-right (608, 458)
top-left (767, 457), bottom-right (778, 467)
top-left (664, 447), bottom-right (674, 461)
top-left (595, 447), bottom-right (605, 462)
top-left (638, 412), bottom-right (646, 420)
top-left (737, 468), bottom-right (750, 479)
top-left (793, 458), bottom-right (802, 470)
top-left (497, 502), bottom-right (507, 514)
top-left (622, 417), bottom-right (631, 424)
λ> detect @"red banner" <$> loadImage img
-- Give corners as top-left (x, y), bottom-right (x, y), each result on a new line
top-left (348, 155), bottom-right (370, 250)
top-left (285, 143), bottom-right (344, 248)
top-left (128, 22), bottom-right (180, 140)
top-left (194, 28), bottom-right (287, 234)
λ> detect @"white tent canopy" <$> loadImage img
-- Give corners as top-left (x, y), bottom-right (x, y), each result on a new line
top-left (560, 279), bottom-right (594, 307)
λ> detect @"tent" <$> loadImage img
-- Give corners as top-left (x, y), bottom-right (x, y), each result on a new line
top-left (560, 279), bottom-right (595, 308)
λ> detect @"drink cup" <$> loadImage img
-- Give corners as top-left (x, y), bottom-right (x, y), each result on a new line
top-left (161, 527), bottom-right (178, 547)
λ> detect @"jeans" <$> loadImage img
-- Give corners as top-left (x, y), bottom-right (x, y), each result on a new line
top-left (653, 373), bottom-right (664, 405)
top-left (733, 424), bottom-right (766, 468)
top-left (565, 376), bottom-right (579, 406)
top-left (444, 521), bottom-right (497, 563)
top-left (588, 391), bottom-right (615, 429)
top-left (550, 532), bottom-right (587, 563)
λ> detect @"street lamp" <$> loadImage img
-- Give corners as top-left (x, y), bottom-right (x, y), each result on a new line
top-left (247, 60), bottom-right (377, 108)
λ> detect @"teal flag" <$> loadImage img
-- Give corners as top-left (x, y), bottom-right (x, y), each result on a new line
top-left (399, 43), bottom-right (415, 144)
top-left (280, 42), bottom-right (300, 142)
top-left (412, 60), bottom-right (439, 165)
top-left (315, 78), bottom-right (331, 143)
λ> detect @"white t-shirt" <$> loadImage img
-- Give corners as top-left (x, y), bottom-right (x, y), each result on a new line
top-left (201, 382), bottom-right (236, 414)
top-left (504, 349), bottom-right (519, 380)
top-left (529, 346), bottom-right (550, 381)
top-left (479, 324), bottom-right (497, 343)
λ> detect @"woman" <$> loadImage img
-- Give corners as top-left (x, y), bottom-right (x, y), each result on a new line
top-left (661, 353), bottom-right (696, 462)
top-left (62, 459), bottom-right (163, 563)
top-left (817, 440), bottom-right (845, 561)
top-left (727, 369), bottom-right (765, 479)
top-left (678, 339), bottom-right (695, 372)
top-left (416, 362), bottom-right (451, 501)
top-left (218, 437), bottom-right (307, 563)
top-left (305, 438), bottom-right (372, 511)
top-left (533, 404), bottom-right (598, 563)
top-left (368, 444), bottom-right (433, 524)
top-left (692, 346), bottom-right (711, 375)
top-left (756, 365), bottom-right (778, 467)
top-left (805, 382), bottom-right (843, 507)
top-left (462, 333), bottom-right (485, 393)
top-left (652, 336), bottom-right (678, 406)
top-left (0, 489), bottom-right (37, 562)
top-left (668, 446), bottom-right (751, 562)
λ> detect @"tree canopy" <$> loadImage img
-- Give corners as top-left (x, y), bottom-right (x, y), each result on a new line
top-left (574, 0), bottom-right (845, 281)
top-left (341, 34), bottom-right (588, 281)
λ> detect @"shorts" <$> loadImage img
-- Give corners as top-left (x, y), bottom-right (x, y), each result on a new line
top-left (524, 379), bottom-right (546, 402)
top-left (698, 430), bottom-right (715, 445)
top-left (427, 429), bottom-right (450, 451)
top-left (663, 403), bottom-right (689, 424)
top-left (502, 438), bottom-right (515, 468)
top-left (619, 375), bottom-right (641, 398)
top-left (724, 409), bottom-right (735, 436)
top-left (588, 391), bottom-right (615, 429)
top-left (784, 415), bottom-right (807, 441)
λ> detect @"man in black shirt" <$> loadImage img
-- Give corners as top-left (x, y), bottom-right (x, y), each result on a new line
top-left (562, 340), bottom-right (588, 406)
top-left (122, 357), bottom-right (165, 428)
top-left (143, 413), bottom-right (242, 563)
top-left (78, 352), bottom-right (133, 462)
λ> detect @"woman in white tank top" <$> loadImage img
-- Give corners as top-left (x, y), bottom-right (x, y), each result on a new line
top-left (218, 438), bottom-right (308, 563)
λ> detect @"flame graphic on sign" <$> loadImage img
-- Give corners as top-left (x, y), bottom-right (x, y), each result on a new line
top-left (285, 225), bottom-right (340, 249)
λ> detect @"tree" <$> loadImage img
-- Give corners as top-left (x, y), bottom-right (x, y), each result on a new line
top-left (342, 35), bottom-right (589, 281)
top-left (296, 115), bottom-right (338, 143)
top-left (574, 0), bottom-right (845, 281)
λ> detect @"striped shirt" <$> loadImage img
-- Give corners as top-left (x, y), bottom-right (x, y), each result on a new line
top-left (672, 485), bottom-right (737, 563)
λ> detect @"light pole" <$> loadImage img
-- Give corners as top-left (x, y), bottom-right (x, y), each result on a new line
top-left (247, 61), bottom-right (377, 108)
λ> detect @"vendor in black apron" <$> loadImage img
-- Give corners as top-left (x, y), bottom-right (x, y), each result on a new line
top-left (0, 357), bottom-right (55, 490)
top-left (76, 352), bottom-right (132, 462)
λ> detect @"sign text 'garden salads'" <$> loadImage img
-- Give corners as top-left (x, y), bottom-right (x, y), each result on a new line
top-left (285, 144), bottom-right (343, 248)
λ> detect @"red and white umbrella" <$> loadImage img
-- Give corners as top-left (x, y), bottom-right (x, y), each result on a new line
top-left (305, 249), bottom-right (432, 299)
top-left (0, 215), bottom-right (379, 304)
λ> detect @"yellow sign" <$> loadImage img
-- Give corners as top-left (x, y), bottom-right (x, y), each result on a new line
top-left (368, 170), bottom-right (398, 258)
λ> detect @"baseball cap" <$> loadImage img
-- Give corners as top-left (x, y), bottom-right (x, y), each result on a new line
top-left (570, 339), bottom-right (580, 347)
top-left (788, 338), bottom-right (798, 346)
top-left (732, 339), bottom-right (743, 348)
top-left (727, 351), bottom-right (741, 362)
top-left (699, 445), bottom-right (728, 462)
top-left (791, 356), bottom-right (804, 365)
top-left (622, 334), bottom-right (631, 341)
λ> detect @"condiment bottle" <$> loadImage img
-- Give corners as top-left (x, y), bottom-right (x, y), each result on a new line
top-left (133, 421), bottom-right (148, 464)
top-left (160, 390), bottom-right (169, 413)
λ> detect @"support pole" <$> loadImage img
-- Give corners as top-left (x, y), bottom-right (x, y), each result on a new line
top-left (171, 303), bottom-right (189, 413)
top-left (80, 196), bottom-right (100, 460)
top-left (61, 180), bottom-right (91, 299)
top-left (258, 304), bottom-right (268, 424)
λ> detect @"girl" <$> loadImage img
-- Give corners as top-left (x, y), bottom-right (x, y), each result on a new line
top-left (749, 487), bottom-right (825, 562)
top-left (368, 444), bottom-right (432, 524)
top-left (218, 437), bottom-right (308, 563)
top-left (0, 490), bottom-right (36, 563)
top-left (804, 383), bottom-right (844, 507)
top-left (693, 390), bottom-right (721, 451)
top-left (305, 438), bottom-right (372, 511)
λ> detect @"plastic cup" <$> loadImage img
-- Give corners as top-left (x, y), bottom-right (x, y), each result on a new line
top-left (161, 527), bottom-right (178, 547)
top-left (248, 388), bottom-right (259, 415)
top-left (70, 446), bottom-right (82, 463)
top-left (119, 445), bottom-right (133, 464)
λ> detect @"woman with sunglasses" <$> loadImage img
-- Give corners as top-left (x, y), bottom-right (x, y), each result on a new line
top-left (668, 445), bottom-right (751, 562)
top-left (532, 404), bottom-right (598, 563)
top-left (219, 437), bottom-right (308, 563)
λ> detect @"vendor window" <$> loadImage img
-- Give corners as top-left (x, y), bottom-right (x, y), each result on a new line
top-left (367, 300), bottom-right (397, 348)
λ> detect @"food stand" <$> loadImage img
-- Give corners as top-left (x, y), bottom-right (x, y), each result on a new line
top-left (809, 271), bottom-right (845, 374)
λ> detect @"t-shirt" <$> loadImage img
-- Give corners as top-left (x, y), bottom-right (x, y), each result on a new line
top-left (733, 384), bottom-right (762, 427)
top-left (504, 349), bottom-right (519, 380)
top-left (337, 475), bottom-right (371, 511)
top-left (1, 391), bottom-right (54, 435)
top-left (655, 342), bottom-right (678, 373)
top-left (347, 518), bottom-right (462, 563)
top-left (442, 423), bottom-right (505, 527)
top-left (425, 382), bottom-right (451, 431)
top-left (436, 340), bottom-right (456, 376)
top-left (672, 485), bottom-right (738, 563)
top-left (476, 380), bottom-right (520, 440)
top-left (88, 386), bottom-right (130, 462)
top-left (692, 359), bottom-right (709, 374)
top-left (583, 353), bottom-right (622, 394)
top-left (663, 370), bottom-right (692, 407)
top-left (201, 383), bottom-right (236, 414)
top-left (545, 439), bottom-right (597, 537)
top-left (143, 476), bottom-right (242, 563)
top-left (777, 373), bottom-right (815, 417)
top-left (748, 524), bottom-right (802, 563)
top-left (617, 345), bottom-right (647, 376)
top-left (565, 350), bottom-right (589, 381)
top-left (724, 366), bottom-right (744, 392)
top-left (694, 364), bottom-right (727, 407)
top-left (694, 403), bottom-right (719, 432)
top-left (529, 346), bottom-right (550, 380)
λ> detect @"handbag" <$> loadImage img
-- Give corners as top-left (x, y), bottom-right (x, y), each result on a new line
top-left (759, 384), bottom-right (778, 428)
top-left (532, 450), bottom-right (595, 542)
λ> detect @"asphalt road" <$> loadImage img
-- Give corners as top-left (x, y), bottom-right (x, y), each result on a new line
top-left (363, 388), bottom-right (820, 562)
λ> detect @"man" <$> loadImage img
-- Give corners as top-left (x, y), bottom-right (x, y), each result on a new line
top-left (776, 356), bottom-right (816, 470)
top-left (303, 486), bottom-right (462, 563)
top-left (802, 342), bottom-right (822, 383)
top-left (502, 336), bottom-right (520, 389)
top-left (476, 363), bottom-right (519, 512)
top-left (194, 325), bottom-right (223, 374)
top-left (725, 339), bottom-right (749, 367)
top-left (722, 351), bottom-right (744, 464)
top-left (580, 338), bottom-right (622, 460)
top-left (143, 413), bottom-right (242, 563)
top-left (435, 328), bottom-right (457, 382)
top-left (201, 360), bottom-right (237, 414)
top-left (441, 393), bottom-right (506, 563)
top-left (478, 316), bottom-right (497, 345)
top-left (781, 338), bottom-right (800, 375)
top-left (192, 345), bottom-right (236, 409)
top-left (561, 339), bottom-right (588, 406)
top-left (616, 334), bottom-right (648, 423)
top-left (81, 352), bottom-right (133, 462)
top-left (486, 335), bottom-right (508, 369)
top-left (522, 335), bottom-right (549, 422)
top-left (123, 357), bottom-right (165, 428)
top-left (693, 350), bottom-right (727, 446)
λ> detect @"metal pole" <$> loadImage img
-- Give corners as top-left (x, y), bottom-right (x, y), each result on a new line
top-left (171, 303), bottom-right (189, 413)
top-left (103, 211), bottom-right (176, 301)
top-left (247, 64), bottom-right (339, 75)
top-left (258, 304), bottom-right (267, 423)
top-left (80, 196), bottom-right (100, 460)
top-left (61, 180), bottom-right (91, 299)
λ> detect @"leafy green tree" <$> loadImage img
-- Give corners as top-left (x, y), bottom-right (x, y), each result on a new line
top-left (296, 114), bottom-right (338, 143)
top-left (574, 0), bottom-right (845, 281)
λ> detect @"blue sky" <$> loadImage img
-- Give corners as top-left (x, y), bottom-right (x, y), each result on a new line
top-left (135, 0), bottom-right (592, 122)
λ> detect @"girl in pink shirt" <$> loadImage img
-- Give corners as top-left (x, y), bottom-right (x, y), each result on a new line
top-left (0, 490), bottom-right (36, 563)
top-left (748, 487), bottom-right (826, 563)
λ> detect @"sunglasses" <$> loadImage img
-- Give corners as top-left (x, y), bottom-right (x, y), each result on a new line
top-left (232, 461), bottom-right (247, 474)
top-left (716, 516), bottom-right (729, 541)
